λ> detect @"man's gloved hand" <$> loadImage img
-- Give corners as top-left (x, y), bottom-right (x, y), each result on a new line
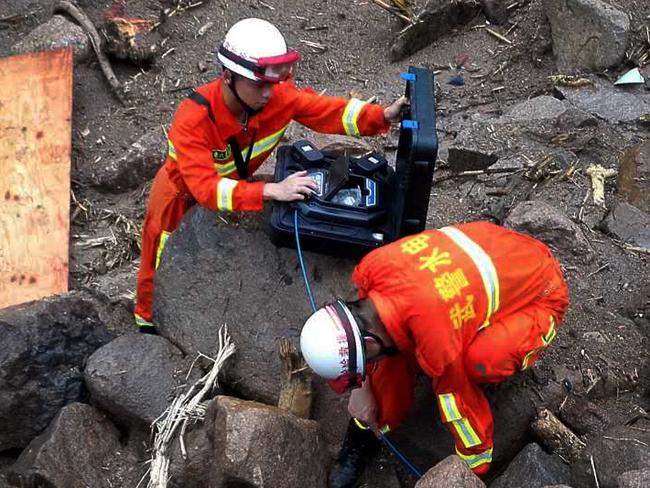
top-left (263, 170), bottom-right (318, 202)
top-left (348, 381), bottom-right (378, 430)
top-left (383, 95), bottom-right (409, 124)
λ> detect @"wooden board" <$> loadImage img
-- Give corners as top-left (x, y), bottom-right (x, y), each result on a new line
top-left (0, 49), bottom-right (73, 309)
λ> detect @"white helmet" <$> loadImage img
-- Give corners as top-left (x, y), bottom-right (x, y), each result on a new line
top-left (217, 18), bottom-right (300, 83)
top-left (300, 301), bottom-right (366, 394)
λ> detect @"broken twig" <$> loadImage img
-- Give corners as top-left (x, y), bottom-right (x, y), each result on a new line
top-left (369, 0), bottom-right (415, 24)
top-left (54, 1), bottom-right (125, 104)
top-left (485, 27), bottom-right (512, 45)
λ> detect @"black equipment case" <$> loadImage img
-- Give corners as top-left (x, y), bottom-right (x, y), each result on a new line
top-left (269, 66), bottom-right (438, 254)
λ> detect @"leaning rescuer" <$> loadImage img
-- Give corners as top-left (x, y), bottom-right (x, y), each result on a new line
top-left (299, 221), bottom-right (570, 486)
top-left (134, 18), bottom-right (407, 332)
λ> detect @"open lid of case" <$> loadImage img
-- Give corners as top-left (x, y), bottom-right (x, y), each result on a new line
top-left (391, 66), bottom-right (438, 237)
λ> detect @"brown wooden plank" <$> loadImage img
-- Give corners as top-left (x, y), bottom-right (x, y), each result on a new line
top-left (0, 48), bottom-right (73, 309)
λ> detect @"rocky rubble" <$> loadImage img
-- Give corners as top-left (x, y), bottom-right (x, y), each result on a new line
top-left (0, 292), bottom-right (113, 450)
top-left (0, 0), bottom-right (648, 487)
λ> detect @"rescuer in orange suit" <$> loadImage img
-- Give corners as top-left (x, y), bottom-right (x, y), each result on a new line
top-left (134, 18), bottom-right (408, 332)
top-left (299, 222), bottom-right (570, 487)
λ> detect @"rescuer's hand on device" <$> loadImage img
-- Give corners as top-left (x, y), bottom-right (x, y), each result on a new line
top-left (383, 95), bottom-right (409, 124)
top-left (348, 382), bottom-right (378, 430)
top-left (264, 171), bottom-right (318, 202)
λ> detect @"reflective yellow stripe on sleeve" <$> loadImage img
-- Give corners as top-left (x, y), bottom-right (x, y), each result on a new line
top-left (342, 98), bottom-right (367, 137)
top-left (438, 227), bottom-right (500, 328)
top-left (155, 230), bottom-right (171, 270)
top-left (168, 139), bottom-right (177, 160)
top-left (242, 125), bottom-right (288, 161)
top-left (216, 178), bottom-right (238, 211)
top-left (215, 160), bottom-right (237, 176)
top-left (456, 447), bottom-right (493, 469)
top-left (438, 393), bottom-right (482, 448)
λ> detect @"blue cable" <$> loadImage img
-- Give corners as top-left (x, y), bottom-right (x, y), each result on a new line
top-left (292, 208), bottom-right (423, 479)
top-left (379, 432), bottom-right (424, 478)
top-left (294, 209), bottom-right (317, 312)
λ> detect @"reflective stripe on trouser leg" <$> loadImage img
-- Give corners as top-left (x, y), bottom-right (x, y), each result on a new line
top-left (438, 393), bottom-right (482, 448)
top-left (521, 315), bottom-right (557, 370)
top-left (155, 230), bottom-right (171, 270)
top-left (134, 313), bottom-right (154, 328)
top-left (456, 447), bottom-right (493, 470)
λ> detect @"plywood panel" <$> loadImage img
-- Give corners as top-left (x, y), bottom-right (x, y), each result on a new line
top-left (0, 49), bottom-right (73, 309)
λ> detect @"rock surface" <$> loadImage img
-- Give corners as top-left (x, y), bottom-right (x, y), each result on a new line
top-left (504, 200), bottom-right (593, 262)
top-left (601, 201), bottom-right (650, 250)
top-left (206, 396), bottom-right (328, 488)
top-left (491, 443), bottom-right (571, 488)
top-left (554, 82), bottom-right (650, 124)
top-left (7, 403), bottom-right (143, 488)
top-left (84, 333), bottom-right (200, 429)
top-left (11, 15), bottom-right (91, 62)
top-left (153, 208), bottom-right (356, 445)
top-left (617, 141), bottom-right (650, 213)
top-left (415, 455), bottom-right (485, 488)
top-left (543, 0), bottom-right (630, 72)
top-left (571, 423), bottom-right (650, 487)
top-left (390, 0), bottom-right (482, 61)
top-left (87, 127), bottom-right (167, 192)
top-left (617, 468), bottom-right (650, 488)
top-left (447, 96), bottom-right (593, 172)
top-left (0, 292), bottom-right (113, 450)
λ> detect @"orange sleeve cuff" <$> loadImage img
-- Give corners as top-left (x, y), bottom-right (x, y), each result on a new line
top-left (233, 180), bottom-right (265, 212)
top-left (358, 103), bottom-right (390, 135)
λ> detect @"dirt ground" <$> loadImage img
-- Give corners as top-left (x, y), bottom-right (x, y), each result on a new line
top-left (1, 0), bottom-right (649, 484)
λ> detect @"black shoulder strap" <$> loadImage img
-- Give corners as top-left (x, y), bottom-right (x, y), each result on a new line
top-left (187, 90), bottom-right (254, 180)
top-left (188, 91), bottom-right (216, 124)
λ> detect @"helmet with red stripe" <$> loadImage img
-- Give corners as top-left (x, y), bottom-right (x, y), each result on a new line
top-left (217, 18), bottom-right (300, 83)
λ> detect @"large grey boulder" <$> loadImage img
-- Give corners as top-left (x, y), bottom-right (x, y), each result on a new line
top-left (543, 0), bottom-right (630, 72)
top-left (491, 443), bottom-right (571, 488)
top-left (504, 200), bottom-right (593, 262)
top-left (87, 127), bottom-right (167, 192)
top-left (11, 15), bottom-right (91, 62)
top-left (617, 141), bottom-right (650, 213)
top-left (415, 455), bottom-right (485, 488)
top-left (571, 423), bottom-right (650, 487)
top-left (7, 403), bottom-right (143, 488)
top-left (206, 396), bottom-right (328, 488)
top-left (153, 208), bottom-right (356, 445)
top-left (555, 81), bottom-right (650, 125)
top-left (601, 201), bottom-right (650, 250)
top-left (0, 292), bottom-right (113, 450)
top-left (84, 333), bottom-right (201, 429)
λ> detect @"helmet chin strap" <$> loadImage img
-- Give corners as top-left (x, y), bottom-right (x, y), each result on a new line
top-left (227, 72), bottom-right (261, 117)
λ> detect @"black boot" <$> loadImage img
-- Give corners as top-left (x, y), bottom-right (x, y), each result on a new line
top-left (329, 419), bottom-right (380, 488)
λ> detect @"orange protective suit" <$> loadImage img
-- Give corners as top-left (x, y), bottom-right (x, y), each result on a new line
top-left (134, 77), bottom-right (390, 327)
top-left (351, 221), bottom-right (569, 474)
